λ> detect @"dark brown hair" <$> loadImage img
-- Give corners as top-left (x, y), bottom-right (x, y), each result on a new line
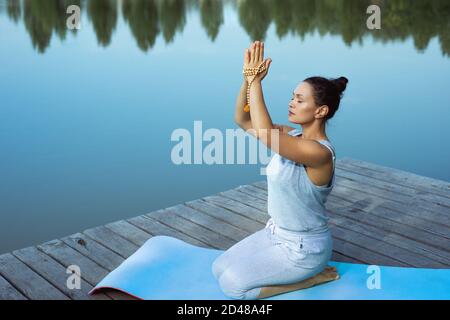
top-left (303, 76), bottom-right (349, 121)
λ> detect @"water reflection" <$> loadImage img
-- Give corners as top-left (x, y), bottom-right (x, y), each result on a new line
top-left (2, 0), bottom-right (450, 56)
top-left (87, 0), bottom-right (117, 46)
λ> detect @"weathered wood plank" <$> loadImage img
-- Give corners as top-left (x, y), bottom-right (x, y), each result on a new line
top-left (0, 274), bottom-right (27, 300)
top-left (330, 237), bottom-right (409, 267)
top-left (127, 215), bottom-right (209, 248)
top-left (164, 204), bottom-right (249, 241)
top-left (185, 199), bottom-right (263, 233)
top-left (38, 239), bottom-right (109, 287)
top-left (13, 246), bottom-right (109, 300)
top-left (236, 184), bottom-right (268, 201)
top-left (334, 175), bottom-right (450, 221)
top-left (202, 194), bottom-right (268, 224)
top-left (39, 238), bottom-right (134, 300)
top-left (105, 220), bottom-right (152, 247)
top-left (219, 189), bottom-right (267, 213)
top-left (336, 164), bottom-right (450, 208)
top-left (0, 253), bottom-right (69, 300)
top-left (331, 251), bottom-right (364, 264)
top-left (145, 208), bottom-right (234, 250)
top-left (62, 233), bottom-right (124, 272)
top-left (83, 225), bottom-right (139, 259)
top-left (332, 183), bottom-right (450, 229)
top-left (329, 190), bottom-right (450, 246)
top-left (326, 198), bottom-right (450, 263)
top-left (329, 215), bottom-right (449, 267)
top-left (340, 157), bottom-right (450, 196)
top-left (329, 220), bottom-right (446, 268)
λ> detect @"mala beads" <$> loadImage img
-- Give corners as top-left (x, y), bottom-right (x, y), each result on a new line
top-left (242, 61), bottom-right (267, 112)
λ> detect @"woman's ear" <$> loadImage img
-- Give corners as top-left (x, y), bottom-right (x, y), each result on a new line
top-left (317, 105), bottom-right (329, 118)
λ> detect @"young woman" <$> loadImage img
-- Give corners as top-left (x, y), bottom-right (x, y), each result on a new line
top-left (211, 41), bottom-right (348, 300)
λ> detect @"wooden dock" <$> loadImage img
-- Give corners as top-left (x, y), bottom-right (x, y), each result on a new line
top-left (1, 157), bottom-right (449, 300)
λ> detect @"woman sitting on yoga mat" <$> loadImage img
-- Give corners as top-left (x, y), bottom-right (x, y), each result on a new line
top-left (212, 41), bottom-right (348, 300)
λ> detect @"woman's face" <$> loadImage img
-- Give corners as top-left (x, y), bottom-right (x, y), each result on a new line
top-left (288, 81), bottom-right (320, 124)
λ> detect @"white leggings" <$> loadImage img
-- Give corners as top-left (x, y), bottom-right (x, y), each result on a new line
top-left (211, 218), bottom-right (333, 299)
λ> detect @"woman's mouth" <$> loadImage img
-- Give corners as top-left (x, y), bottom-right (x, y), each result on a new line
top-left (288, 111), bottom-right (295, 116)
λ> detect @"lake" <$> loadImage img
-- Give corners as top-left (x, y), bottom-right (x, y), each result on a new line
top-left (0, 0), bottom-right (449, 253)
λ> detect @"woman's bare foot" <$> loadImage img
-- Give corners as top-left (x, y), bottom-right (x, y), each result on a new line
top-left (313, 265), bottom-right (340, 285)
top-left (257, 265), bottom-right (340, 299)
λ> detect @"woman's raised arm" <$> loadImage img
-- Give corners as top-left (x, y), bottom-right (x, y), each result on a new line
top-left (234, 79), bottom-right (253, 131)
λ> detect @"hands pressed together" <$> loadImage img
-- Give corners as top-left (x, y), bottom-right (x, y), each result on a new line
top-left (243, 41), bottom-right (272, 83)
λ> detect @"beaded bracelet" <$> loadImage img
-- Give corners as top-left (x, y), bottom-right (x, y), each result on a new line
top-left (242, 61), bottom-right (267, 112)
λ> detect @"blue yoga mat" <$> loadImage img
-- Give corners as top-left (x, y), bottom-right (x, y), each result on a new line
top-left (89, 236), bottom-right (450, 300)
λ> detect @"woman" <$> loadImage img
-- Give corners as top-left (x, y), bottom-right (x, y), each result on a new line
top-left (211, 41), bottom-right (348, 300)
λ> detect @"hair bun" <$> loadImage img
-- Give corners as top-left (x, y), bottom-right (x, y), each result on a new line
top-left (332, 76), bottom-right (349, 94)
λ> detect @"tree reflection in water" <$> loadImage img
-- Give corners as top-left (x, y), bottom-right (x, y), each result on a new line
top-left (2, 0), bottom-right (449, 56)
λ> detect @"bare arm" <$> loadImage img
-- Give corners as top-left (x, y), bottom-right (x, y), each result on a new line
top-left (234, 79), bottom-right (292, 134)
top-left (273, 124), bottom-right (296, 134)
top-left (244, 41), bottom-right (331, 168)
top-left (250, 80), bottom-right (331, 168)
top-left (234, 79), bottom-right (253, 131)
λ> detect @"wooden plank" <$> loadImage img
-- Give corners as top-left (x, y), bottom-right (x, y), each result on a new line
top-left (331, 181), bottom-right (450, 231)
top-left (219, 189), bottom-right (268, 213)
top-left (340, 157), bottom-right (450, 196)
top-left (332, 181), bottom-right (450, 229)
top-left (202, 194), bottom-right (268, 224)
top-left (164, 204), bottom-right (249, 242)
top-left (145, 208), bottom-right (234, 250)
top-left (185, 199), bottom-right (263, 233)
top-left (329, 220), bottom-right (446, 268)
top-left (335, 168), bottom-right (450, 216)
top-left (0, 253), bottom-right (69, 300)
top-left (62, 233), bottom-right (124, 272)
top-left (334, 174), bottom-right (449, 221)
top-left (326, 198), bottom-right (450, 263)
top-left (0, 274), bottom-right (27, 300)
top-left (38, 239), bottom-right (109, 287)
top-left (13, 246), bottom-right (109, 300)
top-left (83, 225), bottom-right (139, 259)
top-left (242, 183), bottom-right (450, 263)
top-left (336, 163), bottom-right (450, 208)
top-left (331, 251), bottom-right (365, 264)
top-left (127, 215), bottom-right (210, 248)
top-left (330, 237), bottom-right (409, 267)
top-left (39, 238), bottom-right (134, 300)
top-left (330, 185), bottom-right (450, 242)
top-left (236, 184), bottom-right (268, 201)
top-left (105, 220), bottom-right (152, 247)
top-left (331, 181), bottom-right (450, 228)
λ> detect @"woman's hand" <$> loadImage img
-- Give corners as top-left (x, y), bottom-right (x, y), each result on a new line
top-left (243, 41), bottom-right (272, 83)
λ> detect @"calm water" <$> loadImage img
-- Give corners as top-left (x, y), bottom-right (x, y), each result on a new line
top-left (1, 0), bottom-right (449, 253)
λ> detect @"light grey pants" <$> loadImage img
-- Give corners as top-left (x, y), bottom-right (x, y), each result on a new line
top-left (211, 218), bottom-right (333, 300)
